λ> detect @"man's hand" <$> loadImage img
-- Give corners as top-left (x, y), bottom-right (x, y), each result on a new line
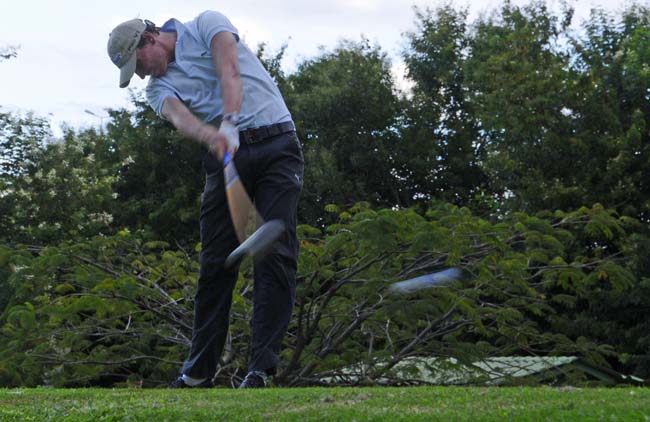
top-left (203, 119), bottom-right (240, 160)
top-left (219, 117), bottom-right (240, 152)
top-left (199, 124), bottom-right (229, 160)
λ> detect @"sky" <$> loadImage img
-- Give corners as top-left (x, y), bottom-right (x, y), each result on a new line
top-left (1, 0), bottom-right (639, 135)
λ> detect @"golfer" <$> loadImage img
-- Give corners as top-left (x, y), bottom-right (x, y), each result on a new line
top-left (107, 11), bottom-right (304, 388)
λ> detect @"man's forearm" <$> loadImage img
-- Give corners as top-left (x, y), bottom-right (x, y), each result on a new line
top-left (220, 72), bottom-right (242, 116)
top-left (167, 103), bottom-right (212, 144)
top-left (162, 96), bottom-right (226, 158)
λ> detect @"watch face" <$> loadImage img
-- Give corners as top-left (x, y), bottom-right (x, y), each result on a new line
top-left (224, 113), bottom-right (240, 125)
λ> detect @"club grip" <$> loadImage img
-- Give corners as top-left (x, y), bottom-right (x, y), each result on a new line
top-left (223, 152), bottom-right (239, 189)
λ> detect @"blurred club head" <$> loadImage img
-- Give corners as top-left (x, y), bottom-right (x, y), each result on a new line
top-left (224, 219), bottom-right (286, 268)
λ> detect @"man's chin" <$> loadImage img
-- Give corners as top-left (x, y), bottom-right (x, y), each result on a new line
top-left (155, 66), bottom-right (168, 78)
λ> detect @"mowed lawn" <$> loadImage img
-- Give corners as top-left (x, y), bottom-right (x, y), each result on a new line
top-left (0, 386), bottom-right (649, 421)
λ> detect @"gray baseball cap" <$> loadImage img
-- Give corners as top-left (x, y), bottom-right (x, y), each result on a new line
top-left (107, 19), bottom-right (146, 88)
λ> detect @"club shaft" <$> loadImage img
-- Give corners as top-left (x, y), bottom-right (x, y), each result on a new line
top-left (389, 268), bottom-right (461, 293)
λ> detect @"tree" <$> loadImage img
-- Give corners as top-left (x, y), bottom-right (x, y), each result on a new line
top-left (463, 0), bottom-right (578, 212)
top-left (256, 42), bottom-right (290, 94)
top-left (102, 93), bottom-right (205, 245)
top-left (0, 112), bottom-right (52, 242)
top-left (284, 39), bottom-right (403, 224)
top-left (568, 6), bottom-right (650, 222)
top-left (400, 5), bottom-right (487, 208)
top-left (0, 116), bottom-right (118, 245)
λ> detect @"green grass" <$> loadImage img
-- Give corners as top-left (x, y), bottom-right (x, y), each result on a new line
top-left (0, 386), bottom-right (649, 421)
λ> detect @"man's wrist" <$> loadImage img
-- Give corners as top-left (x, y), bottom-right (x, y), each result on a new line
top-left (198, 124), bottom-right (216, 146)
top-left (222, 112), bottom-right (240, 127)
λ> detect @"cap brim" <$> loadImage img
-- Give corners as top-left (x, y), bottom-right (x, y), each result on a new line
top-left (119, 52), bottom-right (137, 88)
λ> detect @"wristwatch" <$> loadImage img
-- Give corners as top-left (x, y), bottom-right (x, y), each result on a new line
top-left (222, 112), bottom-right (240, 127)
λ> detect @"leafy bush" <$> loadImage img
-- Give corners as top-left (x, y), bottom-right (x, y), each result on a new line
top-left (0, 202), bottom-right (639, 387)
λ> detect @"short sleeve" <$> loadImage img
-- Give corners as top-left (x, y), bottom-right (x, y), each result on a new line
top-left (195, 10), bottom-right (240, 49)
top-left (146, 81), bottom-right (176, 119)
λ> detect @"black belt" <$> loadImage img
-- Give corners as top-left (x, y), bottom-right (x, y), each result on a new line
top-left (239, 121), bottom-right (295, 145)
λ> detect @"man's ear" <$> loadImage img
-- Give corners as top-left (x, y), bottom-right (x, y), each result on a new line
top-left (142, 31), bottom-right (155, 45)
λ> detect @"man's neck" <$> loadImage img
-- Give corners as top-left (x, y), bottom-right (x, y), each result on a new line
top-left (159, 31), bottom-right (177, 63)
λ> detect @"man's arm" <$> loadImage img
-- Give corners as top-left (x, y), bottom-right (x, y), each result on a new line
top-left (160, 31), bottom-right (242, 159)
top-left (161, 96), bottom-right (227, 159)
top-left (211, 31), bottom-right (242, 116)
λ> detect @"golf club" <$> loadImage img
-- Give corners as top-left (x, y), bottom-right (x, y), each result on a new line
top-left (224, 219), bottom-right (286, 268)
top-left (388, 267), bottom-right (462, 294)
top-left (223, 150), bottom-right (261, 243)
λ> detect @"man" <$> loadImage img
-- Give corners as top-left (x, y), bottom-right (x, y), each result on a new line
top-left (107, 11), bottom-right (303, 388)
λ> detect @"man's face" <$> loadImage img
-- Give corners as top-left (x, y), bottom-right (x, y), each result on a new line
top-left (135, 34), bottom-right (168, 79)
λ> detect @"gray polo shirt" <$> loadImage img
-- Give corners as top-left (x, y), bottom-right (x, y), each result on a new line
top-left (146, 11), bottom-right (291, 130)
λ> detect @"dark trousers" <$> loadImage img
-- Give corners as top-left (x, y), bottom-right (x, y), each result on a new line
top-left (181, 130), bottom-right (304, 379)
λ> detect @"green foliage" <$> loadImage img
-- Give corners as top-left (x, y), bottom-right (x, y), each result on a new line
top-left (278, 202), bottom-right (638, 385)
top-left (0, 202), bottom-right (640, 387)
top-left (0, 96), bottom-right (205, 246)
top-left (105, 94), bottom-right (205, 244)
top-left (0, 114), bottom-right (123, 243)
top-left (2, 0), bottom-right (650, 388)
top-left (400, 5), bottom-right (487, 207)
top-left (462, 1), bottom-right (579, 211)
top-left (0, 234), bottom-right (198, 387)
top-left (284, 39), bottom-right (403, 224)
top-left (256, 42), bottom-right (289, 94)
